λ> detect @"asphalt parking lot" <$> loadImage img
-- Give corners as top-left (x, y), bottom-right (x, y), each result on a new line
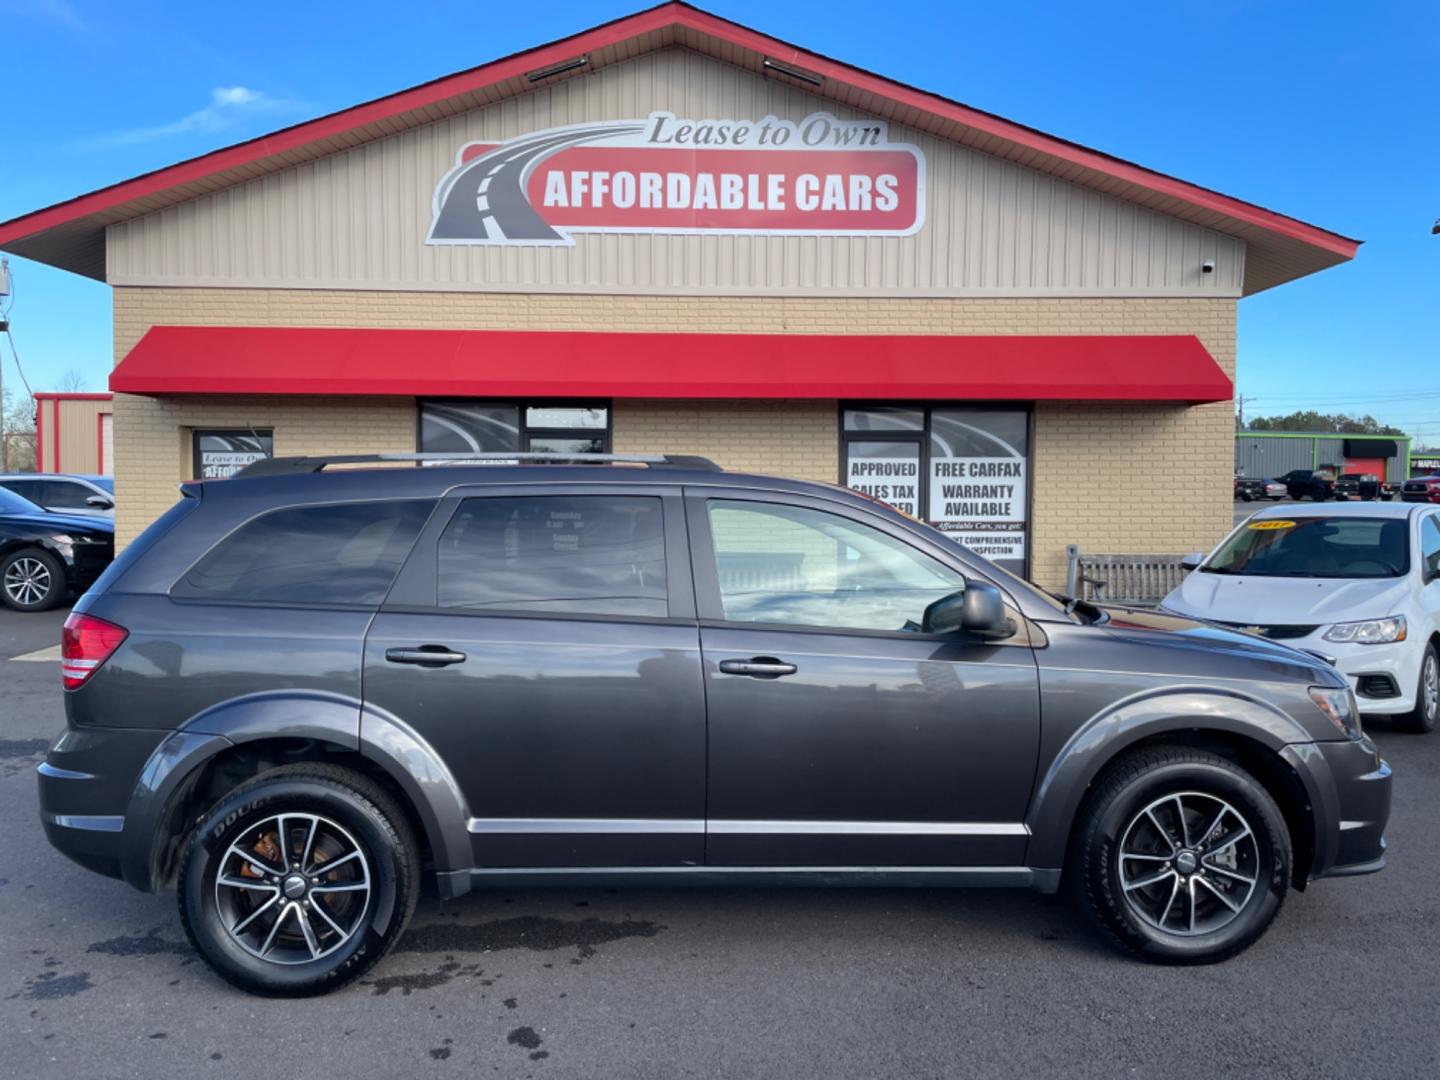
top-left (3, 602), bottom-right (1438, 1079)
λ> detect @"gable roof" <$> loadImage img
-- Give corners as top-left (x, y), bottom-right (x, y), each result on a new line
top-left (0, 1), bottom-right (1358, 294)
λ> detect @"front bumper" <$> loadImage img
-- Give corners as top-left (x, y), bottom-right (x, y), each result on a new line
top-left (1281, 632), bottom-right (1422, 715)
top-left (1284, 736), bottom-right (1392, 880)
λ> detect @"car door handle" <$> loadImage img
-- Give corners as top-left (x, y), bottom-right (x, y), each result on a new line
top-left (385, 646), bottom-right (467, 667)
top-left (718, 657), bottom-right (798, 678)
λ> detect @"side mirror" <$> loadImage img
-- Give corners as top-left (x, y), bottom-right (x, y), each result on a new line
top-left (1181, 552), bottom-right (1205, 571)
top-left (922, 582), bottom-right (1014, 639)
top-left (86, 495), bottom-right (113, 509)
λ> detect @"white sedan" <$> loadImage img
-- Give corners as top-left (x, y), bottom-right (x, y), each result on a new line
top-left (1163, 501), bottom-right (1440, 732)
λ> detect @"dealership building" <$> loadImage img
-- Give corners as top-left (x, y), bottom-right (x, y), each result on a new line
top-left (0, 2), bottom-right (1358, 586)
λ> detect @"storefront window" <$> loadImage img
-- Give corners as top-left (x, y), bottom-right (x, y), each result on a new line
top-left (193, 429), bottom-right (274, 480)
top-left (842, 405), bottom-right (1030, 576)
top-left (418, 401), bottom-right (610, 455)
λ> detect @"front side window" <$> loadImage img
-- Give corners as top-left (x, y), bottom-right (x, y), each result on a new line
top-left (42, 481), bottom-right (98, 510)
top-left (707, 499), bottom-right (967, 632)
top-left (174, 500), bottom-right (433, 605)
top-left (438, 495), bottom-right (666, 617)
top-left (1204, 516), bottom-right (1410, 579)
top-left (1422, 516), bottom-right (1440, 579)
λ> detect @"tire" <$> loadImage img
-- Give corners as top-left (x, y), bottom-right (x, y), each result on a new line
top-left (1396, 642), bottom-right (1439, 734)
top-left (1070, 747), bottom-right (1290, 964)
top-left (1, 547), bottom-right (66, 612)
top-left (177, 764), bottom-right (420, 997)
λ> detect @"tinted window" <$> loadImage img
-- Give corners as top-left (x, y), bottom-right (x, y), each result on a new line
top-left (0, 485), bottom-right (42, 514)
top-left (0, 479), bottom-right (46, 506)
top-left (41, 480), bottom-right (96, 510)
top-left (707, 500), bottom-right (967, 631)
top-left (438, 496), bottom-right (666, 617)
top-left (174, 500), bottom-right (433, 605)
top-left (1204, 516), bottom-right (1409, 579)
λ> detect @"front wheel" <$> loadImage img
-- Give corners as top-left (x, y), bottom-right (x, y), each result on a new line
top-left (177, 764), bottom-right (419, 996)
top-left (1070, 747), bottom-right (1290, 964)
top-left (1, 547), bottom-right (66, 611)
top-left (1397, 642), bottom-right (1438, 734)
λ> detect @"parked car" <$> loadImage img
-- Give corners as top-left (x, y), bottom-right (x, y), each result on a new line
top-left (1164, 501), bottom-right (1440, 733)
top-left (1401, 474), bottom-right (1440, 504)
top-left (1262, 479), bottom-right (1288, 500)
top-left (38, 453), bottom-right (1390, 995)
top-left (1335, 473), bottom-right (1389, 501)
top-left (1234, 476), bottom-right (1266, 501)
top-left (0, 473), bottom-right (115, 518)
top-left (1278, 468), bottom-right (1337, 501)
top-left (0, 485), bottom-right (114, 611)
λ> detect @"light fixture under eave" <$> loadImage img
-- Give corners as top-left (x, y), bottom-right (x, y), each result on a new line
top-left (762, 57), bottom-right (823, 86)
top-left (526, 55), bottom-right (589, 82)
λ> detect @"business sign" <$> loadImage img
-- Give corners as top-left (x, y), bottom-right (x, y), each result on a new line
top-left (846, 441), bottom-right (921, 518)
top-left (926, 410), bottom-right (1028, 567)
top-left (194, 430), bottom-right (273, 480)
top-left (428, 111), bottom-right (924, 246)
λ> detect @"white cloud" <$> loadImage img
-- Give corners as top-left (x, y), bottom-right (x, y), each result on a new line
top-left (78, 86), bottom-right (308, 149)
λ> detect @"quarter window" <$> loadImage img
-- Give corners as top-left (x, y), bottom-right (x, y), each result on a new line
top-left (706, 499), bottom-right (967, 632)
top-left (437, 495), bottom-right (666, 617)
top-left (173, 500), bottom-right (433, 605)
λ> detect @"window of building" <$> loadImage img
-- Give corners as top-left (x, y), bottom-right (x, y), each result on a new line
top-left (437, 495), bottom-right (667, 617)
top-left (842, 405), bottom-right (1030, 575)
top-left (418, 401), bottom-right (610, 456)
top-left (173, 500), bottom-right (434, 605)
top-left (706, 499), bottom-right (967, 632)
top-left (193, 430), bottom-right (274, 480)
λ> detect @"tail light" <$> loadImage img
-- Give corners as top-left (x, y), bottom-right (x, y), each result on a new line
top-left (60, 613), bottom-right (128, 690)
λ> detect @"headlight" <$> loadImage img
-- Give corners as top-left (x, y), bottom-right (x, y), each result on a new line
top-left (1309, 685), bottom-right (1364, 740)
top-left (1323, 615), bottom-right (1406, 644)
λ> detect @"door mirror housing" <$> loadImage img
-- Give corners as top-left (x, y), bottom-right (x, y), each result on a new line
top-left (86, 495), bottom-right (113, 509)
top-left (1181, 552), bottom-right (1206, 571)
top-left (922, 582), bottom-right (1014, 639)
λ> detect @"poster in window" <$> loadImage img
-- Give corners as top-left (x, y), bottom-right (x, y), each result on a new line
top-left (845, 441), bottom-right (920, 517)
top-left (194, 431), bottom-right (274, 480)
top-left (927, 410), bottom-right (1028, 570)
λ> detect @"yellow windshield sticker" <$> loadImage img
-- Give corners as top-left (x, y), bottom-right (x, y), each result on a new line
top-left (1249, 520), bottom-right (1296, 530)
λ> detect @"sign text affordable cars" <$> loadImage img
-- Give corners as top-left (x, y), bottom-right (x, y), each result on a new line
top-left (428, 112), bottom-right (925, 245)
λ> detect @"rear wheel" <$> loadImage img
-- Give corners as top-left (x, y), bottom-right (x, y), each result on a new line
top-left (178, 764), bottom-right (419, 996)
top-left (1396, 643), bottom-right (1438, 734)
top-left (1071, 747), bottom-right (1290, 964)
top-left (1, 548), bottom-right (65, 611)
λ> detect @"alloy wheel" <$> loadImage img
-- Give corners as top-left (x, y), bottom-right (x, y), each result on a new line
top-left (1424, 653), bottom-right (1438, 724)
top-left (4, 557), bottom-right (52, 607)
top-left (214, 812), bottom-right (372, 965)
top-left (1117, 791), bottom-right (1259, 936)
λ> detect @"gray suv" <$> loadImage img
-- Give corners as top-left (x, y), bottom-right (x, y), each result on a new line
top-left (38, 454), bottom-right (1392, 996)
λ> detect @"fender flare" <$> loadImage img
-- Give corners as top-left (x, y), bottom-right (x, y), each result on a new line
top-left (1024, 685), bottom-right (1315, 871)
top-left (121, 691), bottom-right (471, 891)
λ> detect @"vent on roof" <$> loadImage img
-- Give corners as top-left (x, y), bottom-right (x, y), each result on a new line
top-left (526, 55), bottom-right (589, 82)
top-left (762, 57), bottom-right (822, 86)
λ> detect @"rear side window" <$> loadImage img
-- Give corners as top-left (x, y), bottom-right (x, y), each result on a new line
top-left (174, 500), bottom-right (433, 605)
top-left (437, 495), bottom-right (667, 617)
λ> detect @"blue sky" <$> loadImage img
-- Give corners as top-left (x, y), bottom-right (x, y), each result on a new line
top-left (1, 1), bottom-right (1436, 435)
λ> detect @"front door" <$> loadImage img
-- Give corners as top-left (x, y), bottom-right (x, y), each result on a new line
top-left (687, 490), bottom-right (1041, 868)
top-left (364, 484), bottom-right (706, 868)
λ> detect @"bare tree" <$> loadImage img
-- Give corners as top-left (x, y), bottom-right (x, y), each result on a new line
top-left (59, 368), bottom-right (88, 393)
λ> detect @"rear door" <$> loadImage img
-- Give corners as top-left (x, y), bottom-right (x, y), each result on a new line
top-left (363, 483), bottom-right (706, 869)
top-left (687, 488), bottom-right (1041, 868)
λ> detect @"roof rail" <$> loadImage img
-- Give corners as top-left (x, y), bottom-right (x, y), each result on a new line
top-left (233, 452), bottom-right (723, 479)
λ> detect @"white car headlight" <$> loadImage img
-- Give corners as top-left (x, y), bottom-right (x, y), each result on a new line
top-left (1323, 615), bottom-right (1406, 645)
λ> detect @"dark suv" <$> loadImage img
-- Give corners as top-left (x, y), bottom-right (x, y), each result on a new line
top-left (38, 454), bottom-right (1392, 995)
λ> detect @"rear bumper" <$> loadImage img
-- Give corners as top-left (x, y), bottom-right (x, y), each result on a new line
top-left (37, 724), bottom-right (229, 891)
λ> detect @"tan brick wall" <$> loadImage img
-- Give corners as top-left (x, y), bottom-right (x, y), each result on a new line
top-left (113, 287), bottom-right (1235, 586)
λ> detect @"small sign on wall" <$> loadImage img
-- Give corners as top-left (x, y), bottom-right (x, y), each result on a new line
top-left (194, 430), bottom-right (273, 480)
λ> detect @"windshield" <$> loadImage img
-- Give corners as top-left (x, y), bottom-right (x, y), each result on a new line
top-left (1205, 516), bottom-right (1409, 579)
top-left (0, 486), bottom-right (42, 514)
top-left (90, 477), bottom-right (115, 494)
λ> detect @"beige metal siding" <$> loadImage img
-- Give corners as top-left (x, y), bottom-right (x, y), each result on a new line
top-left (48, 398), bottom-right (109, 474)
top-left (107, 48), bottom-right (1244, 298)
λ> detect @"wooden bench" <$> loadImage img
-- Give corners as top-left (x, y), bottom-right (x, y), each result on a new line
top-left (1063, 545), bottom-right (1193, 607)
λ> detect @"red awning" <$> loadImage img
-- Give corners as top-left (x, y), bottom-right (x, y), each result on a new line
top-left (109, 326), bottom-right (1232, 403)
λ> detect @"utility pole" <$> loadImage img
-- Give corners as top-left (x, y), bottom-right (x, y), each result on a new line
top-left (0, 257), bottom-right (9, 471)
top-left (1235, 393), bottom-right (1253, 431)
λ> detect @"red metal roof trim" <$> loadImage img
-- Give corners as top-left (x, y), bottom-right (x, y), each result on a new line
top-left (110, 326), bottom-right (1233, 404)
top-left (0, 2), bottom-right (1357, 261)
